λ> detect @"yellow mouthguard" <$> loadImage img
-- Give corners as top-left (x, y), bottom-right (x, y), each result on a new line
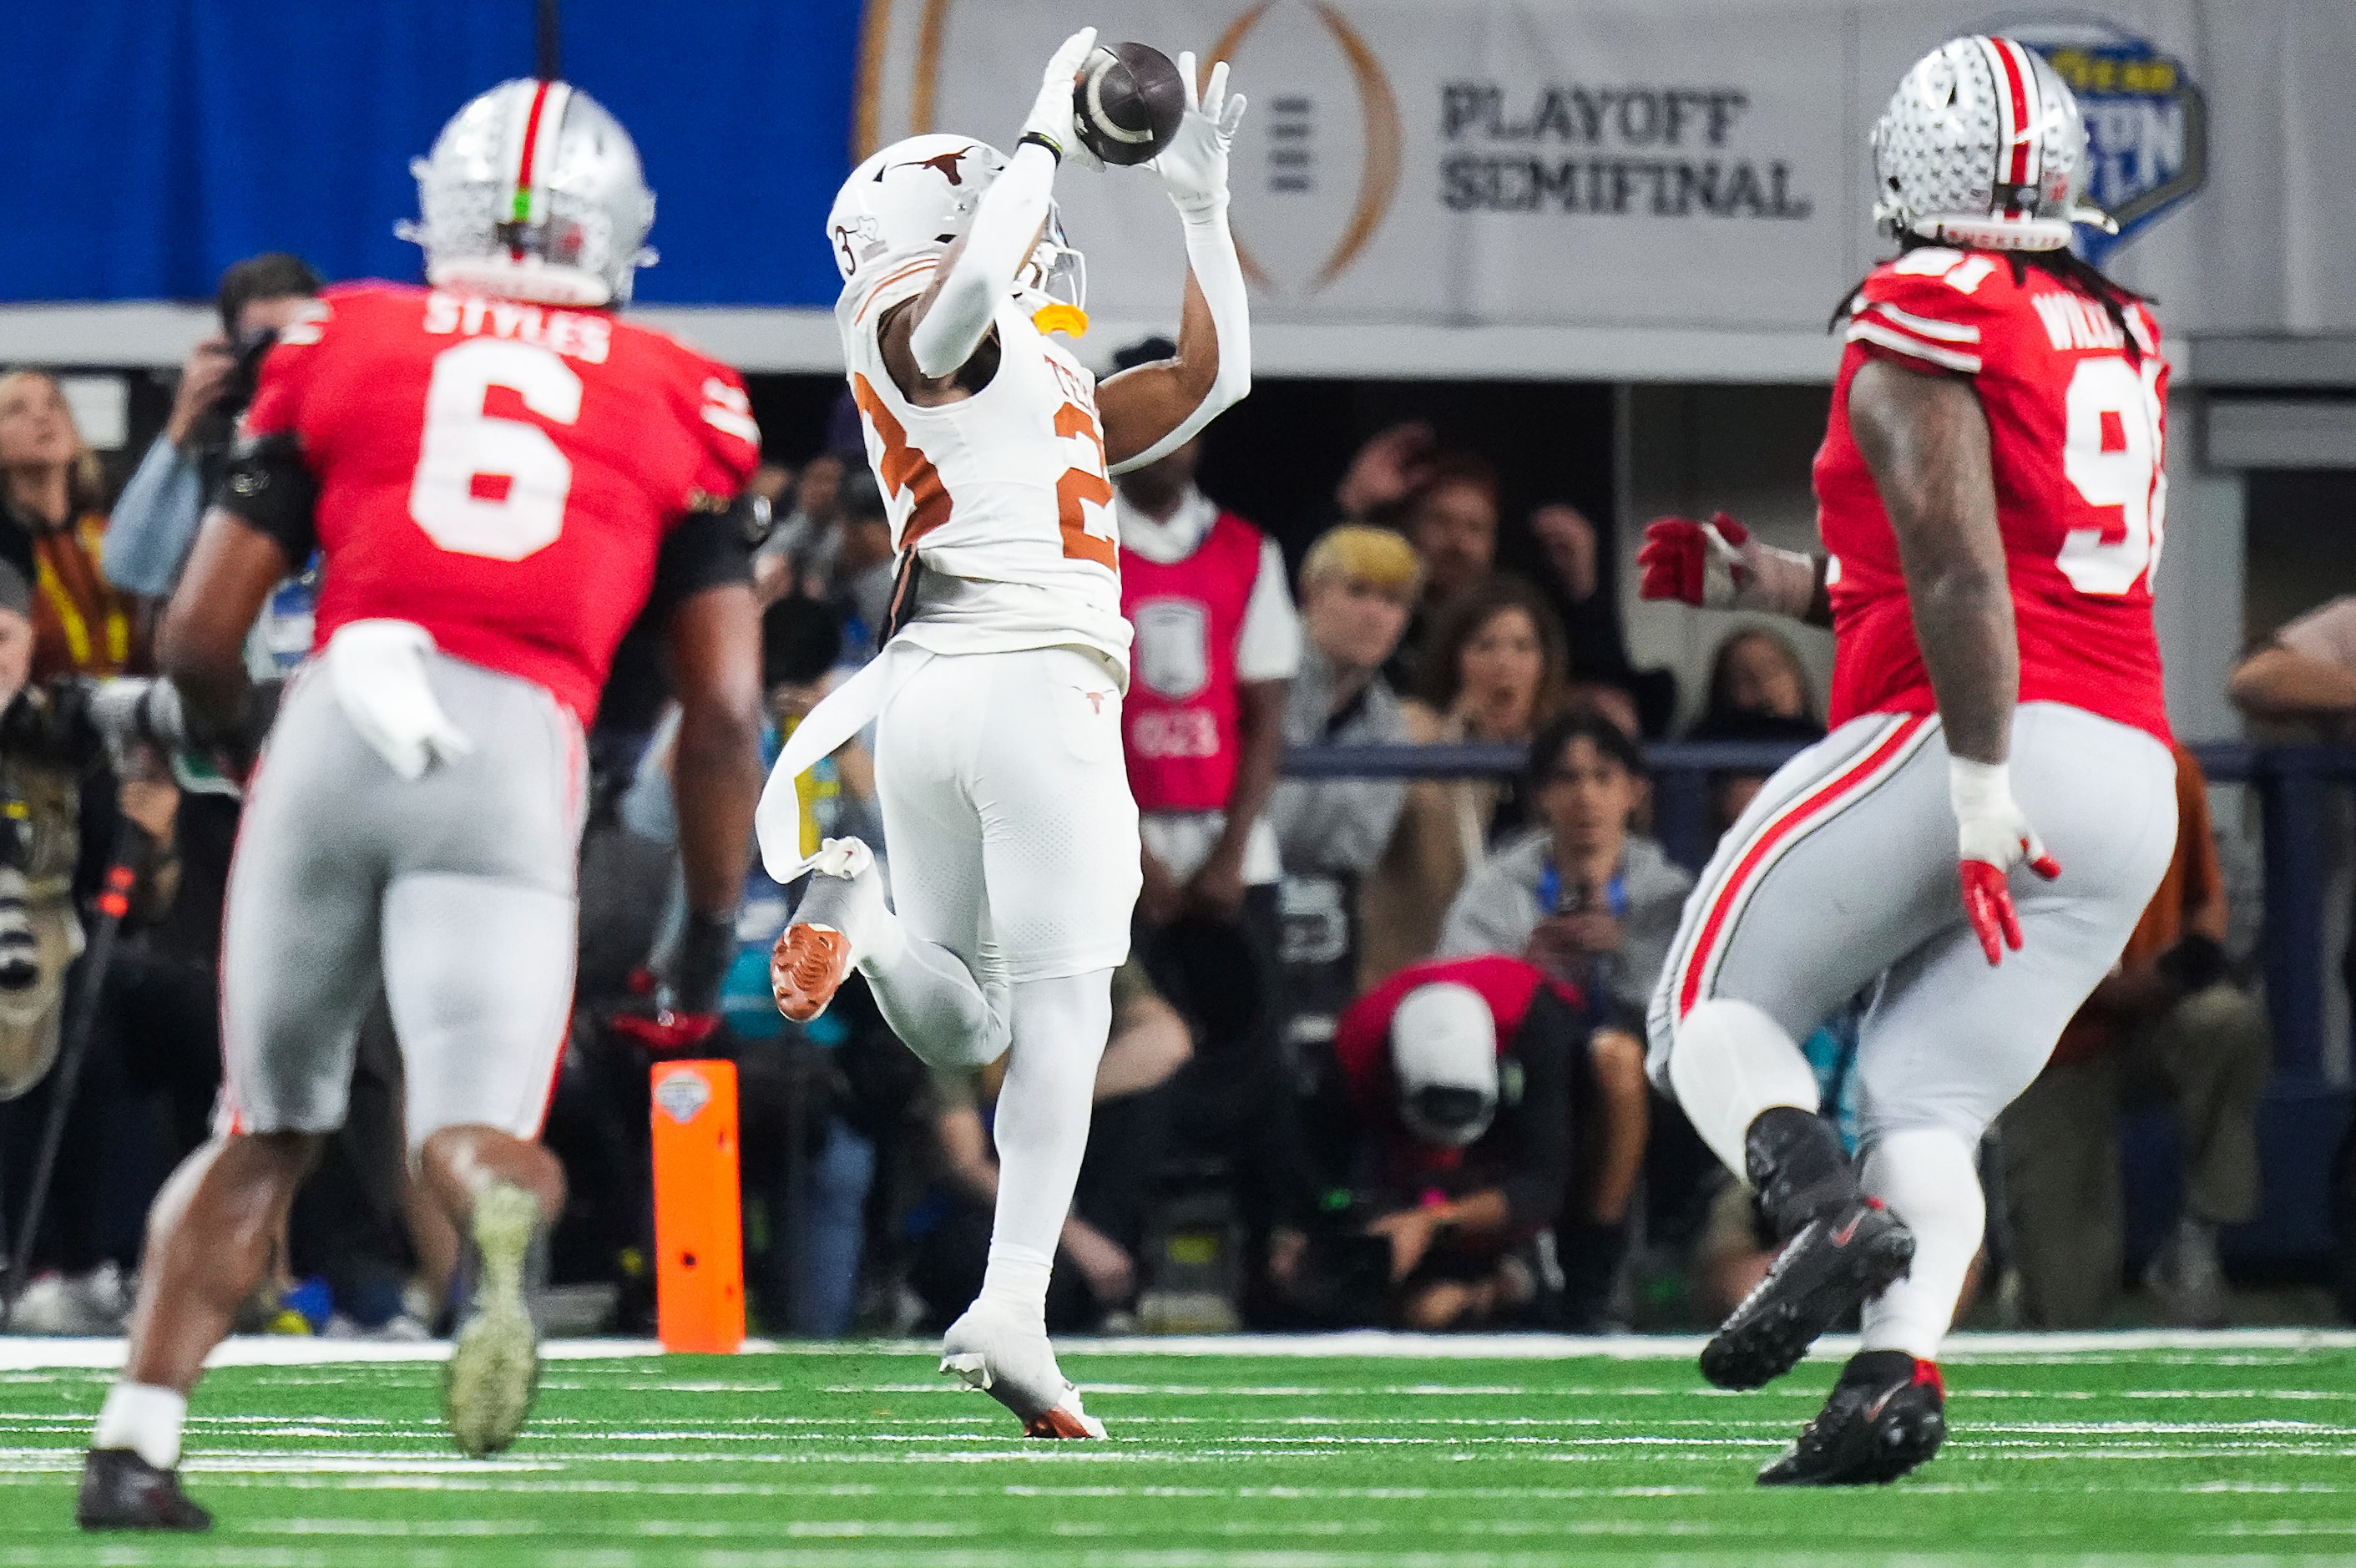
top-left (1031, 302), bottom-right (1090, 338)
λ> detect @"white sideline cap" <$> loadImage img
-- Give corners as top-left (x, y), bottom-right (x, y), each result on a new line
top-left (1392, 982), bottom-right (1499, 1147)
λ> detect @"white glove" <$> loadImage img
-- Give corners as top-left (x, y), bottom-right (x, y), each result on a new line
top-left (1949, 756), bottom-right (2061, 966)
top-left (1150, 53), bottom-right (1246, 218)
top-left (1023, 28), bottom-right (1103, 171)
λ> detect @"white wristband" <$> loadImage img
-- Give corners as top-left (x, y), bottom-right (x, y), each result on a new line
top-left (1947, 755), bottom-right (2013, 819)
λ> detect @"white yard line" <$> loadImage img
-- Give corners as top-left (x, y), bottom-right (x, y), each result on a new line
top-left (2, 1327), bottom-right (2351, 1370)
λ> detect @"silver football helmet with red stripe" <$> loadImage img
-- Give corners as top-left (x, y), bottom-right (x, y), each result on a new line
top-left (1870, 36), bottom-right (2115, 252)
top-left (400, 78), bottom-right (656, 307)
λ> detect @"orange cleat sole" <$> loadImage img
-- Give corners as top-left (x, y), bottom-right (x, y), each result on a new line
top-left (771, 924), bottom-right (853, 1022)
top-left (1024, 1408), bottom-right (1100, 1439)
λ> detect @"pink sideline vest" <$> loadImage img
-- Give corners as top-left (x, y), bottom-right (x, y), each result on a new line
top-left (1119, 510), bottom-right (1265, 813)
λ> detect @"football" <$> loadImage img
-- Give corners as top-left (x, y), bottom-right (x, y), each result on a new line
top-left (1072, 41), bottom-right (1186, 166)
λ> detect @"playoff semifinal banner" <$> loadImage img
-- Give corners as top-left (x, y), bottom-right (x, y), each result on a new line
top-left (856, 0), bottom-right (2355, 338)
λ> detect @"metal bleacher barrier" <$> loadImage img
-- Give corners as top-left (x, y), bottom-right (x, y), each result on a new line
top-left (1283, 739), bottom-right (2356, 1266)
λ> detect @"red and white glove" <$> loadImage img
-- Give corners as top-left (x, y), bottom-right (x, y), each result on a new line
top-left (1636, 513), bottom-right (1817, 616)
top-left (1950, 757), bottom-right (2062, 965)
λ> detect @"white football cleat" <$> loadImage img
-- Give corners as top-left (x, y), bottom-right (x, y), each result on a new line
top-left (442, 1181), bottom-right (542, 1459)
top-left (771, 837), bottom-right (883, 1023)
top-left (940, 1302), bottom-right (1105, 1438)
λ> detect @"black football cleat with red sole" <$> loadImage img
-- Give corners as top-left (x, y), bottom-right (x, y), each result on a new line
top-left (1700, 1197), bottom-right (1914, 1390)
top-left (1758, 1350), bottom-right (1947, 1486)
top-left (77, 1449), bottom-right (211, 1531)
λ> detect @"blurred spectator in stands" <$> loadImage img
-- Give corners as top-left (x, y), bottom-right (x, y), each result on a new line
top-left (1528, 501), bottom-right (1649, 712)
top-left (1701, 625), bottom-right (1819, 729)
top-left (1111, 334), bottom-right (1302, 1277)
top-left (1437, 712), bottom-right (1691, 1027)
top-left (1332, 422), bottom-right (1438, 532)
top-left (1286, 955), bottom-right (1646, 1330)
top-left (1357, 579), bottom-right (1570, 977)
top-left (1566, 680), bottom-right (1645, 745)
top-left (828, 470), bottom-right (894, 660)
top-left (756, 451), bottom-right (847, 603)
top-left (1273, 526), bottom-right (1425, 1026)
top-left (2002, 746), bottom-right (2270, 1328)
top-left (0, 556), bottom-right (94, 1325)
top-left (0, 370), bottom-right (139, 679)
top-left (1687, 709), bottom-right (1828, 837)
top-left (908, 961), bottom-right (1191, 1332)
top-left (104, 254), bottom-right (323, 604)
top-left (1388, 452), bottom-right (1500, 690)
top-left (2231, 601), bottom-right (2356, 1085)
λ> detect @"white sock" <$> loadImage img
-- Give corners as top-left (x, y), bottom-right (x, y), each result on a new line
top-left (973, 970), bottom-right (1112, 1325)
top-left (978, 1242), bottom-right (1054, 1328)
top-left (1858, 1127), bottom-right (1984, 1360)
top-left (860, 927), bottom-right (1010, 1070)
top-left (94, 1383), bottom-right (187, 1470)
top-left (1666, 999), bottom-right (1823, 1180)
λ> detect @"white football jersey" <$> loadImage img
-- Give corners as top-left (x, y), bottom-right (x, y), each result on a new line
top-left (836, 255), bottom-right (1131, 685)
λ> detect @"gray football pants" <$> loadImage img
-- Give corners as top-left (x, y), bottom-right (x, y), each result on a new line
top-left (220, 655), bottom-right (585, 1151)
top-left (1647, 702), bottom-right (2177, 1146)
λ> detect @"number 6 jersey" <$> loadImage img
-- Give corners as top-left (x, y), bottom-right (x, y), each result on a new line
top-left (241, 281), bottom-right (759, 721)
top-left (836, 255), bottom-right (1133, 686)
top-left (1813, 246), bottom-right (2171, 744)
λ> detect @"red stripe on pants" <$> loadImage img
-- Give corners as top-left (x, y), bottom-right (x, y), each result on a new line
top-left (1675, 715), bottom-right (1929, 1020)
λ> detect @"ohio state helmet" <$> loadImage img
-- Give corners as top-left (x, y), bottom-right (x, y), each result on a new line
top-left (1870, 36), bottom-right (2115, 252)
top-left (398, 78), bottom-right (656, 307)
top-left (827, 135), bottom-right (1086, 319)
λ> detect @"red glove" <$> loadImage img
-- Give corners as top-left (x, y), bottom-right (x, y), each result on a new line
top-left (1637, 513), bottom-right (1752, 607)
top-left (1950, 758), bottom-right (2062, 966)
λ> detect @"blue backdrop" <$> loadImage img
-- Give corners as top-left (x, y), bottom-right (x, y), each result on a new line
top-left (1, 0), bottom-right (863, 306)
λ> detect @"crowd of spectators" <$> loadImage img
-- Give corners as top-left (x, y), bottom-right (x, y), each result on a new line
top-left (0, 270), bottom-right (2332, 1340)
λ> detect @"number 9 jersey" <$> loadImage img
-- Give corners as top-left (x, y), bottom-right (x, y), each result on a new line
top-left (241, 281), bottom-right (761, 722)
top-left (1813, 246), bottom-right (2171, 744)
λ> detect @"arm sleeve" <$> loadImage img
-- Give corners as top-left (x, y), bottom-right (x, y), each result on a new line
top-left (103, 436), bottom-right (207, 597)
top-left (909, 141), bottom-right (1059, 380)
top-left (1236, 536), bottom-right (1303, 682)
top-left (1105, 204), bottom-right (1253, 475)
top-left (212, 432), bottom-right (319, 565)
top-left (645, 503), bottom-right (758, 621)
top-left (1494, 986), bottom-right (1575, 1231)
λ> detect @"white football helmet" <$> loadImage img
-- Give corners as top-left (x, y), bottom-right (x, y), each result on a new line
top-left (828, 135), bottom-right (1087, 327)
top-left (1871, 36), bottom-right (2115, 251)
top-left (399, 78), bottom-right (656, 307)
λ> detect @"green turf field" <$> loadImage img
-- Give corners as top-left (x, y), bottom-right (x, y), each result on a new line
top-left (3, 1338), bottom-right (2353, 1565)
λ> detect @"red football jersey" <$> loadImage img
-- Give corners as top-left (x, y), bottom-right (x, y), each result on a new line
top-left (244, 281), bottom-right (760, 721)
top-left (1813, 248), bottom-right (2171, 744)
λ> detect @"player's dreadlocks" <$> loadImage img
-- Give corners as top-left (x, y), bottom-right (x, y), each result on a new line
top-left (1828, 233), bottom-right (2151, 362)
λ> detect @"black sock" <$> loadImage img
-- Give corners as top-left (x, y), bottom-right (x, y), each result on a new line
top-left (1743, 1105), bottom-right (1858, 1241)
top-left (1838, 1348), bottom-right (1921, 1387)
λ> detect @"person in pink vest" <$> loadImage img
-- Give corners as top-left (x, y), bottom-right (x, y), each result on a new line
top-left (1110, 336), bottom-right (1302, 1275)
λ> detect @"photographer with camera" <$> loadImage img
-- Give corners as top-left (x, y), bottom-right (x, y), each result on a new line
top-left (1277, 953), bottom-right (1650, 1332)
top-left (104, 254), bottom-right (322, 604)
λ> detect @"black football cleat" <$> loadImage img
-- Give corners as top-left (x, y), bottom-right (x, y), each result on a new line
top-left (1700, 1197), bottom-right (1914, 1390)
top-left (76, 1448), bottom-right (212, 1531)
top-left (1758, 1349), bottom-right (1946, 1486)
